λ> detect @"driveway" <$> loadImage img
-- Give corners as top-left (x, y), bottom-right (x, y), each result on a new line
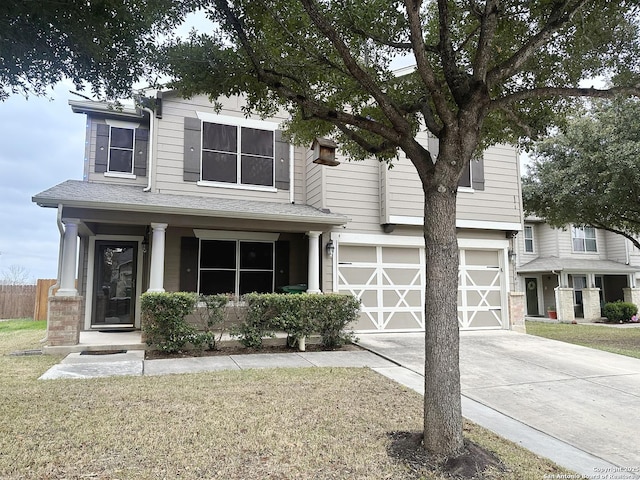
top-left (357, 330), bottom-right (640, 476)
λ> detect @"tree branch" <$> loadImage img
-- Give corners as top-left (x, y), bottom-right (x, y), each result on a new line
top-left (489, 85), bottom-right (640, 110)
top-left (591, 221), bottom-right (640, 250)
top-left (472, 0), bottom-right (499, 81)
top-left (486, 0), bottom-right (589, 86)
top-left (298, 0), bottom-right (411, 133)
top-left (403, 0), bottom-right (456, 127)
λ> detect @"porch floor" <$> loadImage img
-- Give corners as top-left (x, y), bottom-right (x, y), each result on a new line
top-left (43, 330), bottom-right (146, 355)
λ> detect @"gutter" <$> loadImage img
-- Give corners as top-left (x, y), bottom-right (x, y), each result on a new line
top-left (141, 107), bottom-right (154, 192)
top-left (289, 143), bottom-right (295, 204)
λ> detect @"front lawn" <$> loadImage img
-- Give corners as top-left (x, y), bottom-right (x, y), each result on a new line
top-left (526, 321), bottom-right (640, 359)
top-left (0, 319), bottom-right (571, 479)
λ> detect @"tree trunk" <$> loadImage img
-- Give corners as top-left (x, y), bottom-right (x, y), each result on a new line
top-left (422, 180), bottom-right (464, 457)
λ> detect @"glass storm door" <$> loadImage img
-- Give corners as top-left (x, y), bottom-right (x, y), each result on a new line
top-left (92, 241), bottom-right (138, 328)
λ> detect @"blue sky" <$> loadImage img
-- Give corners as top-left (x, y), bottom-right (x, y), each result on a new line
top-left (0, 82), bottom-right (86, 281)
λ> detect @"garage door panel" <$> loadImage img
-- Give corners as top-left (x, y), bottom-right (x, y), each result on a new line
top-left (381, 247), bottom-right (420, 264)
top-left (338, 244), bottom-right (506, 332)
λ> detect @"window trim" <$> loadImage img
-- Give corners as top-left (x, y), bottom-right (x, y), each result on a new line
top-left (196, 238), bottom-right (276, 296)
top-left (571, 226), bottom-right (598, 253)
top-left (104, 119), bottom-right (141, 177)
top-left (524, 225), bottom-right (534, 253)
top-left (196, 112), bottom-right (279, 189)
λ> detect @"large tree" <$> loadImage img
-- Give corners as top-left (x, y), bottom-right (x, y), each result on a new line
top-left (523, 96), bottom-right (640, 248)
top-left (158, 0), bottom-right (640, 459)
top-left (0, 0), bottom-right (196, 100)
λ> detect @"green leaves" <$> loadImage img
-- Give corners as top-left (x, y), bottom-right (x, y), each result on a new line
top-left (523, 97), bottom-right (640, 245)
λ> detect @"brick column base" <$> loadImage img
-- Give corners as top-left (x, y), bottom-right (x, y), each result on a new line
top-left (509, 291), bottom-right (526, 333)
top-left (623, 288), bottom-right (640, 310)
top-left (581, 288), bottom-right (602, 321)
top-left (47, 296), bottom-right (83, 346)
top-left (555, 288), bottom-right (575, 323)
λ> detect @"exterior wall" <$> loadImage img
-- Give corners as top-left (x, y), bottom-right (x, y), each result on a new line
top-left (152, 93), bottom-right (291, 203)
top-left (604, 230), bottom-right (628, 263)
top-left (85, 117), bottom-right (148, 187)
top-left (379, 143), bottom-right (521, 228)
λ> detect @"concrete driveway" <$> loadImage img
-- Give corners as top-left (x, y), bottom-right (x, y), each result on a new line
top-left (357, 330), bottom-right (640, 477)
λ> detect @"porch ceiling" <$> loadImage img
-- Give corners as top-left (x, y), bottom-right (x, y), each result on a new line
top-left (33, 180), bottom-right (349, 227)
top-left (517, 256), bottom-right (639, 274)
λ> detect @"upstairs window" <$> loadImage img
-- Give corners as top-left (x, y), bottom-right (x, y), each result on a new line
top-left (572, 226), bottom-right (597, 252)
top-left (524, 225), bottom-right (534, 253)
top-left (201, 122), bottom-right (274, 187)
top-left (108, 127), bottom-right (135, 174)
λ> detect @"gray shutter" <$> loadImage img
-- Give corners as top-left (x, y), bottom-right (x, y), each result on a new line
top-left (95, 123), bottom-right (110, 173)
top-left (184, 117), bottom-right (202, 182)
top-left (274, 130), bottom-right (290, 190)
top-left (471, 156), bottom-right (485, 191)
top-left (180, 237), bottom-right (199, 292)
top-left (134, 128), bottom-right (149, 177)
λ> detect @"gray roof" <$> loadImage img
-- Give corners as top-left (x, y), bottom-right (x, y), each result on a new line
top-left (33, 180), bottom-right (349, 226)
top-left (517, 256), bottom-right (639, 274)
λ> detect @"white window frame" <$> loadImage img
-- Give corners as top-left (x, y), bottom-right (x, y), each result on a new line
top-left (104, 119), bottom-right (140, 178)
top-left (571, 226), bottom-right (597, 253)
top-left (524, 225), bottom-right (534, 253)
top-left (196, 112), bottom-right (278, 189)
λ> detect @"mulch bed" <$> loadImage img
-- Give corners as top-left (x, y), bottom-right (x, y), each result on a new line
top-left (145, 342), bottom-right (363, 360)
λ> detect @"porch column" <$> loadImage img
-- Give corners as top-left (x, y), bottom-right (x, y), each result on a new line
top-left (307, 231), bottom-right (321, 293)
top-left (581, 288), bottom-right (602, 321)
top-left (56, 219), bottom-right (79, 297)
top-left (555, 287), bottom-right (575, 323)
top-left (623, 287), bottom-right (640, 309)
top-left (147, 223), bottom-right (167, 293)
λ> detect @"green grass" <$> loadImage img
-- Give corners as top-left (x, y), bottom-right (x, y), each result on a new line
top-left (0, 318), bottom-right (46, 332)
top-left (526, 321), bottom-right (640, 359)
top-left (0, 319), bottom-right (572, 479)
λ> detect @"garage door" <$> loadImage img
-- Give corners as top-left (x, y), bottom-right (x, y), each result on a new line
top-left (337, 245), bottom-right (506, 331)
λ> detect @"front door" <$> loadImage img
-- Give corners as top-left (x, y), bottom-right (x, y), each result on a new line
top-left (525, 277), bottom-right (539, 316)
top-left (92, 241), bottom-right (138, 329)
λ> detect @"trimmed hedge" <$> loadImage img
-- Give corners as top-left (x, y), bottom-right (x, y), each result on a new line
top-left (231, 293), bottom-right (360, 349)
top-left (603, 301), bottom-right (638, 323)
top-left (141, 291), bottom-right (360, 352)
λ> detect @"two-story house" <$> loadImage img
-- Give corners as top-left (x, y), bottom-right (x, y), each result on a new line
top-left (515, 218), bottom-right (640, 322)
top-left (33, 92), bottom-right (525, 347)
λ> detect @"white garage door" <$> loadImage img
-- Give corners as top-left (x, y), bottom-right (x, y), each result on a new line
top-left (337, 244), bottom-right (506, 332)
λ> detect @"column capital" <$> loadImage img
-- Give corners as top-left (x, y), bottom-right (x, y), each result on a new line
top-left (150, 223), bottom-right (168, 231)
top-left (62, 218), bottom-right (81, 226)
top-left (307, 231), bottom-right (322, 238)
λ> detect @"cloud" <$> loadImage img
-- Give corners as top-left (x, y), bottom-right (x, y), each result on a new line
top-left (0, 82), bottom-right (85, 281)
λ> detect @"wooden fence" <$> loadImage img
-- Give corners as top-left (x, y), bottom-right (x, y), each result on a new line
top-left (0, 279), bottom-right (58, 320)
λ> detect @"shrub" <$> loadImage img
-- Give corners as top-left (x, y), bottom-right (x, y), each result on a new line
top-left (308, 294), bottom-right (360, 348)
top-left (231, 292), bottom-right (360, 349)
top-left (603, 301), bottom-right (638, 323)
top-left (194, 294), bottom-right (231, 350)
top-left (141, 292), bottom-right (198, 353)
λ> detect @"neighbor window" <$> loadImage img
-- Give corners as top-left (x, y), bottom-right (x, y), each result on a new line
top-left (524, 225), bottom-right (534, 253)
top-left (572, 226), bottom-right (597, 252)
top-left (458, 161), bottom-right (471, 188)
top-left (198, 240), bottom-right (274, 295)
top-left (201, 122), bottom-right (274, 187)
top-left (108, 126), bottom-right (135, 174)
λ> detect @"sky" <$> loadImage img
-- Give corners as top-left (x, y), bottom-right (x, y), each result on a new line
top-left (0, 82), bottom-right (86, 282)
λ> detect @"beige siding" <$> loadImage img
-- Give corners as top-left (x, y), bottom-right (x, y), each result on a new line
top-left (604, 230), bottom-right (628, 263)
top-left (381, 143), bottom-right (521, 227)
top-left (517, 223), bottom-right (538, 265)
top-left (324, 156), bottom-right (383, 234)
top-left (85, 118), bottom-right (147, 187)
top-left (557, 227), bottom-right (608, 260)
top-left (305, 149), bottom-right (324, 209)
top-left (536, 223), bottom-right (560, 258)
top-left (152, 93), bottom-right (291, 203)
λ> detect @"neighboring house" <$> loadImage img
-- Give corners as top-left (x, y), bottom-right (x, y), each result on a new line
top-left (515, 218), bottom-right (640, 322)
top-left (33, 92), bottom-right (524, 347)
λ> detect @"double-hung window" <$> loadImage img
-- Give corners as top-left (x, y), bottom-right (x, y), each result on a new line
top-left (572, 226), bottom-right (597, 252)
top-left (201, 120), bottom-right (275, 187)
top-left (199, 240), bottom-right (275, 295)
top-left (108, 126), bottom-right (135, 174)
top-left (524, 225), bottom-right (534, 253)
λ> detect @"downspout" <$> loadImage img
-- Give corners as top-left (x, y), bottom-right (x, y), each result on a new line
top-left (142, 107), bottom-right (155, 192)
top-left (42, 204), bottom-right (65, 343)
top-left (289, 143), bottom-right (294, 203)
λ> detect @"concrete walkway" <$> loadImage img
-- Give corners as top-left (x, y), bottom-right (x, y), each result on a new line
top-left (38, 330), bottom-right (640, 478)
top-left (357, 330), bottom-right (640, 479)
